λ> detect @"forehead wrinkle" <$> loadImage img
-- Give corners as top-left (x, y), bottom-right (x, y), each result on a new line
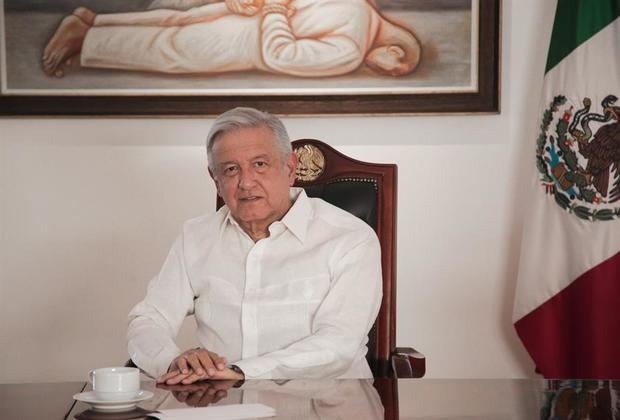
top-left (216, 153), bottom-right (272, 167)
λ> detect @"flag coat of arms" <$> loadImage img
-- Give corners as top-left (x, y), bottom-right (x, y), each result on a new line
top-left (513, 0), bottom-right (620, 378)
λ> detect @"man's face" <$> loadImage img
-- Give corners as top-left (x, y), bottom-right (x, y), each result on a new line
top-left (209, 125), bottom-right (297, 231)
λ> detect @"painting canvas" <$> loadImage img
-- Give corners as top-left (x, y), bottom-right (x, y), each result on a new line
top-left (0, 0), bottom-right (500, 115)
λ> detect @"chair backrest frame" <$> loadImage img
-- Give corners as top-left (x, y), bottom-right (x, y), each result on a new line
top-left (291, 139), bottom-right (397, 376)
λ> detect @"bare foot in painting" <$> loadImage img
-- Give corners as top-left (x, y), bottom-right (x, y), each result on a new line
top-left (42, 14), bottom-right (90, 77)
top-left (73, 7), bottom-right (97, 26)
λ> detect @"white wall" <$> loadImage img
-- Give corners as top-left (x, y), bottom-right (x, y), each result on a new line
top-left (0, 0), bottom-right (555, 383)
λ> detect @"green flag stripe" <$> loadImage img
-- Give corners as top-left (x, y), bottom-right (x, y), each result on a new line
top-left (546, 0), bottom-right (620, 73)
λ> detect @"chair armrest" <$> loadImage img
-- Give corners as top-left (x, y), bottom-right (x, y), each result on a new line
top-left (390, 347), bottom-right (426, 378)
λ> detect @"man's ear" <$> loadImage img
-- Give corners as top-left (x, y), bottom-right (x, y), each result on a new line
top-left (286, 152), bottom-right (298, 186)
top-left (208, 168), bottom-right (222, 197)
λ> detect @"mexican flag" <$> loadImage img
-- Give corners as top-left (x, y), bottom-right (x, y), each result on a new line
top-left (513, 0), bottom-right (620, 378)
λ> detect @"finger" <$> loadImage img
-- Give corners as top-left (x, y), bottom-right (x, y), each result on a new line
top-left (157, 370), bottom-right (182, 384)
top-left (207, 351), bottom-right (226, 370)
top-left (165, 372), bottom-right (193, 385)
top-left (185, 354), bottom-right (206, 376)
top-left (181, 371), bottom-right (206, 385)
top-left (210, 368), bottom-right (241, 381)
top-left (196, 352), bottom-right (216, 376)
top-left (165, 373), bottom-right (189, 385)
top-left (176, 356), bottom-right (190, 374)
top-left (209, 352), bottom-right (227, 370)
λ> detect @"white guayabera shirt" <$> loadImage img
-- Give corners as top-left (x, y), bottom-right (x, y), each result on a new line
top-left (128, 188), bottom-right (382, 379)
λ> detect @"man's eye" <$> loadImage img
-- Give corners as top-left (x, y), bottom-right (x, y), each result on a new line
top-left (255, 161), bottom-right (267, 168)
top-left (223, 166), bottom-right (238, 175)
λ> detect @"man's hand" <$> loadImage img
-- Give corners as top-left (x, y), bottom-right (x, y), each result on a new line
top-left (156, 348), bottom-right (227, 385)
top-left (225, 0), bottom-right (264, 16)
top-left (208, 367), bottom-right (244, 381)
top-left (157, 380), bottom-right (238, 407)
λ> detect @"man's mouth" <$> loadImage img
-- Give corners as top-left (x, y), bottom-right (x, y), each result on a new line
top-left (240, 196), bottom-right (260, 201)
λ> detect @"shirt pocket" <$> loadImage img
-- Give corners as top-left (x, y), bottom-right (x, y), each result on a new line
top-left (259, 274), bottom-right (330, 344)
top-left (261, 273), bottom-right (330, 303)
top-left (197, 276), bottom-right (241, 328)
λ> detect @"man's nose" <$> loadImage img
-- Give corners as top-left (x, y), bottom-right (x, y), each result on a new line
top-left (238, 169), bottom-right (257, 189)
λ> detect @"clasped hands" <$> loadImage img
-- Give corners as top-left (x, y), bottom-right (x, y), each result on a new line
top-left (156, 348), bottom-right (243, 385)
top-left (225, 0), bottom-right (293, 17)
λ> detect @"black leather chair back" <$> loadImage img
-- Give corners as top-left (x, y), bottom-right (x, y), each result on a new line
top-left (302, 179), bottom-right (378, 367)
top-left (303, 181), bottom-right (378, 230)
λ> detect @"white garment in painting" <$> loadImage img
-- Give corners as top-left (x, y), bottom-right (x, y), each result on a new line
top-left (81, 0), bottom-right (382, 76)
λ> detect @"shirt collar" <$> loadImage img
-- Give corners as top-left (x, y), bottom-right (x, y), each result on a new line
top-left (279, 187), bottom-right (311, 243)
top-left (222, 187), bottom-right (311, 243)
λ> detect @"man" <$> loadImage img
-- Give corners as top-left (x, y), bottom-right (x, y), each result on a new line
top-left (42, 0), bottom-right (421, 79)
top-left (128, 107), bottom-right (382, 384)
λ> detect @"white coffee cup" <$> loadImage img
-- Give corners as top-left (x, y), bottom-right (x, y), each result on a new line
top-left (88, 367), bottom-right (140, 401)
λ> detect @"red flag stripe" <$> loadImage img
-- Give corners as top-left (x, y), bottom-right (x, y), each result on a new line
top-left (514, 250), bottom-right (620, 378)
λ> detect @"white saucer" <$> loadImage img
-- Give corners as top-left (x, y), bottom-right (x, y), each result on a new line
top-left (73, 390), bottom-right (154, 411)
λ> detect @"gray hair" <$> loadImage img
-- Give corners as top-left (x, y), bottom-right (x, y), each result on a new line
top-left (206, 107), bottom-right (292, 169)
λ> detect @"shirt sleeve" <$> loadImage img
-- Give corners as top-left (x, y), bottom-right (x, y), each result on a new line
top-left (234, 230), bottom-right (383, 379)
top-left (127, 236), bottom-right (196, 378)
top-left (93, 3), bottom-right (228, 27)
top-left (260, 12), bottom-right (365, 77)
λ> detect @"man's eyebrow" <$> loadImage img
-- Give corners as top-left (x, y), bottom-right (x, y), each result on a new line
top-left (216, 161), bottom-right (237, 167)
top-left (251, 154), bottom-right (271, 161)
top-left (216, 154), bottom-right (271, 166)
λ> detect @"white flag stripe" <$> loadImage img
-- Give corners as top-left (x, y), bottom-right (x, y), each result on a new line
top-left (513, 17), bottom-right (620, 321)
top-left (545, 17), bottom-right (620, 114)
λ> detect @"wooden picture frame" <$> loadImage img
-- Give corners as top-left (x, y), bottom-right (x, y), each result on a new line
top-left (0, 0), bottom-right (500, 116)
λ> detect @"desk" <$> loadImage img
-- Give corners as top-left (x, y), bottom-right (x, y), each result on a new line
top-left (1, 379), bottom-right (617, 419)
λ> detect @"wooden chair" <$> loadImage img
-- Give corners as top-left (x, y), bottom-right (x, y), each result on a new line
top-left (291, 139), bottom-right (424, 378)
top-left (216, 139), bottom-right (426, 378)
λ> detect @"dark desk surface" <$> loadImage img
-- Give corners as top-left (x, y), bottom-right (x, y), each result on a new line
top-left (1, 379), bottom-right (617, 419)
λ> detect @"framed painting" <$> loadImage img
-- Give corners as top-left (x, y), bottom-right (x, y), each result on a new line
top-left (0, 0), bottom-right (500, 116)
